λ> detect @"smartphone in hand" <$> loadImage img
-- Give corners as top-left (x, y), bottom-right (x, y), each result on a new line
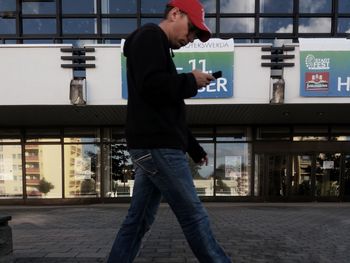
top-left (212, 71), bottom-right (222, 79)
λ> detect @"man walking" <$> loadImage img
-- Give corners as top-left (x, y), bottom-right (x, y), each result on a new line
top-left (107, 0), bottom-right (232, 262)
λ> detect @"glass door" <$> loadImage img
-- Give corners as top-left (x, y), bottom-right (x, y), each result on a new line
top-left (343, 155), bottom-right (350, 197)
top-left (291, 155), bottom-right (312, 197)
top-left (315, 153), bottom-right (341, 198)
top-left (266, 155), bottom-right (288, 198)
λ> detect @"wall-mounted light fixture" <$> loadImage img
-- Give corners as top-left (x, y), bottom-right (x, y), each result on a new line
top-left (270, 78), bottom-right (285, 104)
top-left (69, 78), bottom-right (86, 105)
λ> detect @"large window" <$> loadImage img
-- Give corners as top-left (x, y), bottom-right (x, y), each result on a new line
top-left (102, 0), bottom-right (136, 14)
top-left (299, 0), bottom-right (332, 13)
top-left (0, 0), bottom-right (15, 12)
top-left (215, 127), bottom-right (252, 196)
top-left (141, 0), bottom-right (168, 13)
top-left (260, 0), bottom-right (293, 13)
top-left (0, 19), bottom-right (15, 34)
top-left (64, 128), bottom-right (101, 198)
top-left (22, 1), bottom-right (56, 14)
top-left (23, 19), bottom-right (57, 35)
top-left (102, 18), bottom-right (137, 34)
top-left (62, 0), bottom-right (96, 14)
top-left (215, 142), bottom-right (251, 196)
top-left (25, 144), bottom-right (62, 198)
top-left (191, 143), bottom-right (215, 196)
top-left (220, 0), bottom-right (255, 13)
top-left (0, 145), bottom-right (23, 198)
top-left (0, 0), bottom-right (348, 44)
top-left (62, 19), bottom-right (97, 34)
top-left (315, 153), bottom-right (340, 197)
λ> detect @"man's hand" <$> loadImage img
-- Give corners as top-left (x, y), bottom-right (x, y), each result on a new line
top-left (192, 70), bottom-right (214, 88)
top-left (198, 155), bottom-right (208, 166)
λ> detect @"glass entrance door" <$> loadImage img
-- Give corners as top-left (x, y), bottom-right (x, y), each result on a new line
top-left (344, 155), bottom-right (350, 197)
top-left (266, 155), bottom-right (288, 198)
top-left (291, 155), bottom-right (312, 197)
top-left (315, 153), bottom-right (341, 198)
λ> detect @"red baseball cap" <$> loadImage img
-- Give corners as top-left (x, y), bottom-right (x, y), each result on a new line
top-left (167, 0), bottom-right (211, 42)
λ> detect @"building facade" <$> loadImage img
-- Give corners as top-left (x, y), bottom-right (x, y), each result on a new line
top-left (1, 0), bottom-right (350, 204)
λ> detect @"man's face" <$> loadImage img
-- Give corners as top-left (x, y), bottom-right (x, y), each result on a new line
top-left (170, 10), bottom-right (199, 49)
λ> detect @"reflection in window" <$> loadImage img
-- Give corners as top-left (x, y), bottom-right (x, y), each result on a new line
top-left (0, 129), bottom-right (21, 143)
top-left (0, 0), bottom-right (16, 12)
top-left (337, 18), bottom-right (350, 33)
top-left (260, 0), bottom-right (293, 13)
top-left (26, 129), bottom-right (60, 143)
top-left (26, 144), bottom-right (62, 198)
top-left (64, 144), bottom-right (100, 198)
top-left (190, 127), bottom-right (214, 141)
top-left (141, 18), bottom-right (163, 26)
top-left (273, 38), bottom-right (293, 46)
top-left (205, 17), bottom-right (216, 34)
top-left (62, 39), bottom-right (97, 46)
top-left (220, 18), bottom-right (254, 33)
top-left (299, 18), bottom-right (331, 33)
top-left (4, 40), bottom-right (17, 44)
top-left (23, 39), bottom-right (55, 44)
top-left (62, 19), bottom-right (97, 34)
top-left (23, 19), bottom-right (56, 34)
top-left (292, 155), bottom-right (312, 196)
top-left (299, 0), bottom-right (332, 13)
top-left (104, 39), bottom-right (122, 44)
top-left (344, 155), bottom-right (350, 196)
top-left (315, 153), bottom-right (340, 197)
top-left (217, 127), bottom-right (250, 142)
top-left (141, 0), bottom-right (168, 13)
top-left (202, 0), bottom-right (216, 14)
top-left (254, 154), bottom-right (263, 196)
top-left (104, 144), bottom-right (132, 197)
top-left (331, 126), bottom-right (350, 141)
top-left (215, 143), bottom-right (251, 196)
top-left (101, 0), bottom-right (136, 14)
top-left (191, 143), bottom-right (214, 196)
top-left (64, 128), bottom-right (100, 143)
top-left (293, 125), bottom-right (328, 141)
top-left (0, 145), bottom-right (23, 199)
top-left (0, 19), bottom-right (15, 34)
top-left (339, 0), bottom-right (350, 13)
top-left (256, 127), bottom-right (290, 140)
top-left (235, 39), bottom-right (253, 43)
top-left (102, 19), bottom-right (137, 34)
top-left (220, 0), bottom-right (254, 13)
top-left (260, 18), bottom-right (293, 33)
top-left (22, 1), bottom-right (56, 14)
top-left (62, 0), bottom-right (96, 14)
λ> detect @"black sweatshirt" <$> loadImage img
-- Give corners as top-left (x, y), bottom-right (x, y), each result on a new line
top-left (123, 23), bottom-right (206, 163)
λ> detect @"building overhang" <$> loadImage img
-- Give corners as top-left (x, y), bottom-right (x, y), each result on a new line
top-left (0, 103), bottom-right (348, 127)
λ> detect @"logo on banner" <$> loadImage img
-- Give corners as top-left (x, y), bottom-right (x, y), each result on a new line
top-left (305, 72), bottom-right (329, 91)
top-left (305, 54), bottom-right (330, 70)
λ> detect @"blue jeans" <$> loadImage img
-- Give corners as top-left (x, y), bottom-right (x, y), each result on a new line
top-left (107, 148), bottom-right (232, 263)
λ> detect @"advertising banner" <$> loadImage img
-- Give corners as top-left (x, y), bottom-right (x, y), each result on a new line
top-left (299, 38), bottom-right (350, 97)
top-left (121, 38), bottom-right (234, 99)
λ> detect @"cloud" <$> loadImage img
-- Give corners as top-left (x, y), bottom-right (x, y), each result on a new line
top-left (209, 0), bottom-right (255, 32)
top-left (275, 18), bottom-right (331, 34)
top-left (299, 18), bottom-right (331, 33)
top-left (220, 0), bottom-right (255, 13)
top-left (299, 0), bottom-right (328, 13)
top-left (275, 24), bottom-right (293, 34)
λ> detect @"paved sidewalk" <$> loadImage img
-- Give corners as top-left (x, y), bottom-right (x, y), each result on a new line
top-left (1, 203), bottom-right (350, 263)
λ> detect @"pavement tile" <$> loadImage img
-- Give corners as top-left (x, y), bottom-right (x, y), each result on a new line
top-left (0, 203), bottom-right (349, 263)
